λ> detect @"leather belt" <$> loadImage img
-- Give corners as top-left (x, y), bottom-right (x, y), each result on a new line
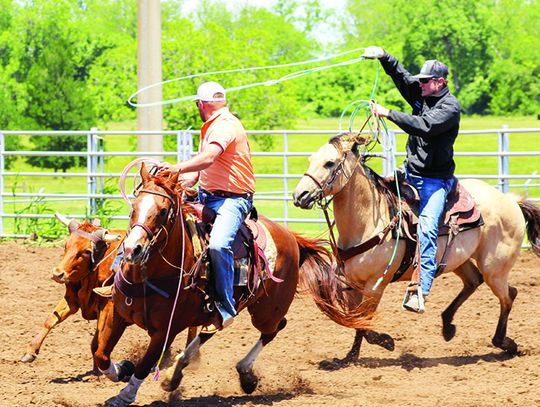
top-left (202, 189), bottom-right (253, 200)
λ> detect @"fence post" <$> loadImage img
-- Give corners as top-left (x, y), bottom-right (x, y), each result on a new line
top-left (87, 128), bottom-right (98, 216)
top-left (176, 130), bottom-right (193, 162)
top-left (382, 129), bottom-right (397, 177)
top-left (97, 128), bottom-right (104, 197)
top-left (498, 125), bottom-right (509, 193)
top-left (0, 132), bottom-right (4, 236)
top-left (283, 131), bottom-right (289, 226)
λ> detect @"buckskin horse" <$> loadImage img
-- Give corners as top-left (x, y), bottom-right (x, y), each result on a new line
top-left (21, 214), bottom-right (122, 367)
top-left (93, 164), bottom-right (331, 406)
top-left (293, 133), bottom-right (540, 361)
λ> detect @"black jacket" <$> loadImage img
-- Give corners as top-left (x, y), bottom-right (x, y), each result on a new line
top-left (380, 53), bottom-right (460, 179)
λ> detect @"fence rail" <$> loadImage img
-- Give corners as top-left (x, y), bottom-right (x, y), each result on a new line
top-left (1, 127), bottom-right (540, 239)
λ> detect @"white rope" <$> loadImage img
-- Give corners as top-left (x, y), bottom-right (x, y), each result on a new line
top-left (153, 201), bottom-right (186, 381)
top-left (119, 157), bottom-right (162, 206)
top-left (128, 47), bottom-right (368, 107)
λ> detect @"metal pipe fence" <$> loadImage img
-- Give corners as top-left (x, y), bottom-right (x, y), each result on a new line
top-left (1, 127), bottom-right (539, 239)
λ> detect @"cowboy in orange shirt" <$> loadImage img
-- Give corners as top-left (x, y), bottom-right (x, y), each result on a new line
top-left (166, 82), bottom-right (255, 332)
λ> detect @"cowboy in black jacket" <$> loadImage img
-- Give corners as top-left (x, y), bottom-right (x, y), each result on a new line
top-left (362, 46), bottom-right (461, 313)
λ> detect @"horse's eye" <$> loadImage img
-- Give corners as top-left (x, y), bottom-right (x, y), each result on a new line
top-left (160, 208), bottom-right (167, 217)
top-left (324, 161), bottom-right (335, 169)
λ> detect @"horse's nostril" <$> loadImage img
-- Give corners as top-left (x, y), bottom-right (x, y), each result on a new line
top-left (293, 191), bottom-right (306, 206)
top-left (133, 245), bottom-right (142, 257)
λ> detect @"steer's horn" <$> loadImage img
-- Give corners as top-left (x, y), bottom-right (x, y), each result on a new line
top-left (55, 212), bottom-right (80, 232)
top-left (103, 232), bottom-right (122, 243)
top-left (93, 228), bottom-right (121, 243)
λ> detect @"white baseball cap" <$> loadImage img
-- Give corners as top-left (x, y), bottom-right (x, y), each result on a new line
top-left (196, 81), bottom-right (226, 102)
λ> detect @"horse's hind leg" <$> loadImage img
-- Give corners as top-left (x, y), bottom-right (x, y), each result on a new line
top-left (236, 317), bottom-right (287, 394)
top-left (489, 280), bottom-right (518, 354)
top-left (482, 261), bottom-right (519, 354)
top-left (442, 261), bottom-right (483, 341)
top-left (345, 329), bottom-right (395, 362)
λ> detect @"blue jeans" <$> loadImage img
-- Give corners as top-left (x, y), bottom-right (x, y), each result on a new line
top-left (406, 172), bottom-right (454, 295)
top-left (199, 190), bottom-right (253, 318)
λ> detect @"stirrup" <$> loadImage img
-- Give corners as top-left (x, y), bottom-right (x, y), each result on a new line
top-left (93, 284), bottom-right (114, 298)
top-left (402, 283), bottom-right (425, 314)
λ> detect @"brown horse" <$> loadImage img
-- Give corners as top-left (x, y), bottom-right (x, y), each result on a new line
top-left (293, 133), bottom-right (540, 361)
top-left (21, 214), bottom-right (122, 367)
top-left (93, 164), bottom-right (331, 406)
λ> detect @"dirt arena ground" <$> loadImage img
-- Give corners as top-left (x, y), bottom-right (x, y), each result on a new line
top-left (1, 240), bottom-right (539, 407)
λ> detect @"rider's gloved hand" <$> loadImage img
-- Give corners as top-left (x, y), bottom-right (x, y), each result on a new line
top-left (362, 46), bottom-right (385, 59)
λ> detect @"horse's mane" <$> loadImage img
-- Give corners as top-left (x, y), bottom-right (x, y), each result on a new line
top-left (150, 171), bottom-right (198, 217)
top-left (362, 163), bottom-right (401, 214)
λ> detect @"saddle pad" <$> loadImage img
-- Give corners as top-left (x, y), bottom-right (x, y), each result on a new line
top-left (257, 221), bottom-right (277, 275)
top-left (443, 181), bottom-right (481, 226)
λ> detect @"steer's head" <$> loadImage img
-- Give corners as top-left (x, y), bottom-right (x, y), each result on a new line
top-left (52, 213), bottom-right (121, 284)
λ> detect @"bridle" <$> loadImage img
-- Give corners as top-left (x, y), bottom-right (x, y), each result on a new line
top-left (302, 138), bottom-right (363, 267)
top-left (303, 137), bottom-right (361, 210)
top-left (129, 186), bottom-right (180, 263)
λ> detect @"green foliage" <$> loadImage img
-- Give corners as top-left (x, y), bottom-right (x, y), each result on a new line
top-left (0, 0), bottom-right (538, 138)
top-left (26, 135), bottom-right (86, 172)
top-left (161, 2), bottom-right (315, 146)
top-left (345, 0), bottom-right (540, 116)
top-left (11, 177), bottom-right (65, 240)
top-left (90, 178), bottom-right (125, 228)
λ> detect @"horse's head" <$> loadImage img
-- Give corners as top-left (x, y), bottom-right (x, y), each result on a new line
top-left (52, 213), bottom-right (121, 284)
top-left (293, 133), bottom-right (368, 209)
top-left (123, 163), bottom-right (180, 265)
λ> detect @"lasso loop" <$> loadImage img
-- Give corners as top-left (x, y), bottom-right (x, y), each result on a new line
top-left (128, 47), bottom-right (369, 108)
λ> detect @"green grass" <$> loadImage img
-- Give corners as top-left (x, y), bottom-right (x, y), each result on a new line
top-left (2, 115), bottom-right (539, 237)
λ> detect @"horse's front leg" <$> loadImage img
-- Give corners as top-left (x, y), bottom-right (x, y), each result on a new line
top-left (21, 297), bottom-right (78, 363)
top-left (105, 330), bottom-right (181, 407)
top-left (161, 331), bottom-right (215, 392)
top-left (94, 302), bottom-right (130, 382)
top-left (342, 283), bottom-right (392, 362)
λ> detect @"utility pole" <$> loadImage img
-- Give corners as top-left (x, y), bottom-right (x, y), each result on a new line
top-left (137, 0), bottom-right (163, 158)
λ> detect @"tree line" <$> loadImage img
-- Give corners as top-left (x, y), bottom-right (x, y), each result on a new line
top-left (0, 0), bottom-right (538, 169)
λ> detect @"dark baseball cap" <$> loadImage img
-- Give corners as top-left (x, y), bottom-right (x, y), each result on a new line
top-left (413, 60), bottom-right (449, 79)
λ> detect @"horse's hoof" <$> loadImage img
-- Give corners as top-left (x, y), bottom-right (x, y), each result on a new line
top-left (161, 371), bottom-right (183, 392)
top-left (376, 333), bottom-right (395, 351)
top-left (104, 396), bottom-right (130, 407)
top-left (20, 353), bottom-right (36, 363)
top-left (238, 368), bottom-right (258, 394)
top-left (494, 337), bottom-right (518, 355)
top-left (117, 360), bottom-right (135, 382)
top-left (443, 323), bottom-right (456, 342)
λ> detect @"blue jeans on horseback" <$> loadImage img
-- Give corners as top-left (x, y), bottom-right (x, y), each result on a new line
top-left (406, 172), bottom-right (455, 296)
top-left (199, 189), bottom-right (253, 323)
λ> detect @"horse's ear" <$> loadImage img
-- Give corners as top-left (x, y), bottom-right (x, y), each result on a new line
top-left (140, 162), bottom-right (151, 184)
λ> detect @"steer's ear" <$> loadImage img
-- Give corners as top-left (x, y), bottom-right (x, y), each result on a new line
top-left (140, 162), bottom-right (151, 184)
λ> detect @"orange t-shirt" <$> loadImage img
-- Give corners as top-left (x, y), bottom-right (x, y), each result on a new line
top-left (199, 107), bottom-right (256, 194)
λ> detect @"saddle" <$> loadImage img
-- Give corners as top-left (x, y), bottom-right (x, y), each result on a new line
top-left (387, 177), bottom-right (484, 241)
top-left (185, 202), bottom-right (281, 295)
top-left (383, 175), bottom-right (484, 282)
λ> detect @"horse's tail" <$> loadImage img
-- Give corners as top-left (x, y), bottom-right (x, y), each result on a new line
top-left (517, 198), bottom-right (540, 256)
top-left (294, 233), bottom-right (371, 330)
